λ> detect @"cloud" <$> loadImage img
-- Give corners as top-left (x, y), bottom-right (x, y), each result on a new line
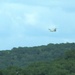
top-left (0, 2), bottom-right (75, 33)
top-left (24, 12), bottom-right (39, 26)
top-left (0, 1), bottom-right (75, 50)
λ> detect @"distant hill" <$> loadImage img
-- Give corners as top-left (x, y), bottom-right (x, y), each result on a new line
top-left (0, 43), bottom-right (75, 68)
top-left (22, 49), bottom-right (75, 75)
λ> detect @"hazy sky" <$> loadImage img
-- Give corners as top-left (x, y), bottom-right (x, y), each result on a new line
top-left (0, 0), bottom-right (75, 50)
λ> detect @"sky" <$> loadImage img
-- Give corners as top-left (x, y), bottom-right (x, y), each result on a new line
top-left (0, 0), bottom-right (75, 50)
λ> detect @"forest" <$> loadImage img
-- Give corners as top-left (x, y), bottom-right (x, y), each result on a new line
top-left (0, 43), bottom-right (75, 75)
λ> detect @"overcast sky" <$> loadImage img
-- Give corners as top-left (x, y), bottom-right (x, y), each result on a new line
top-left (0, 0), bottom-right (75, 50)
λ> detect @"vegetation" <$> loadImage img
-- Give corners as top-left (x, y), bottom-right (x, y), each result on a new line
top-left (0, 43), bottom-right (75, 75)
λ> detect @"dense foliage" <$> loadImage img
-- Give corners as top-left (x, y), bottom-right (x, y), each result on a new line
top-left (0, 49), bottom-right (75, 75)
top-left (0, 43), bottom-right (75, 69)
top-left (0, 43), bottom-right (75, 75)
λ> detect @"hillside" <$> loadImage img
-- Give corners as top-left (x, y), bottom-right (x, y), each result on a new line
top-left (0, 47), bottom-right (75, 75)
top-left (0, 43), bottom-right (75, 68)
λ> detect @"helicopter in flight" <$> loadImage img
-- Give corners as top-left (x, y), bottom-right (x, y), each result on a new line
top-left (49, 28), bottom-right (56, 32)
